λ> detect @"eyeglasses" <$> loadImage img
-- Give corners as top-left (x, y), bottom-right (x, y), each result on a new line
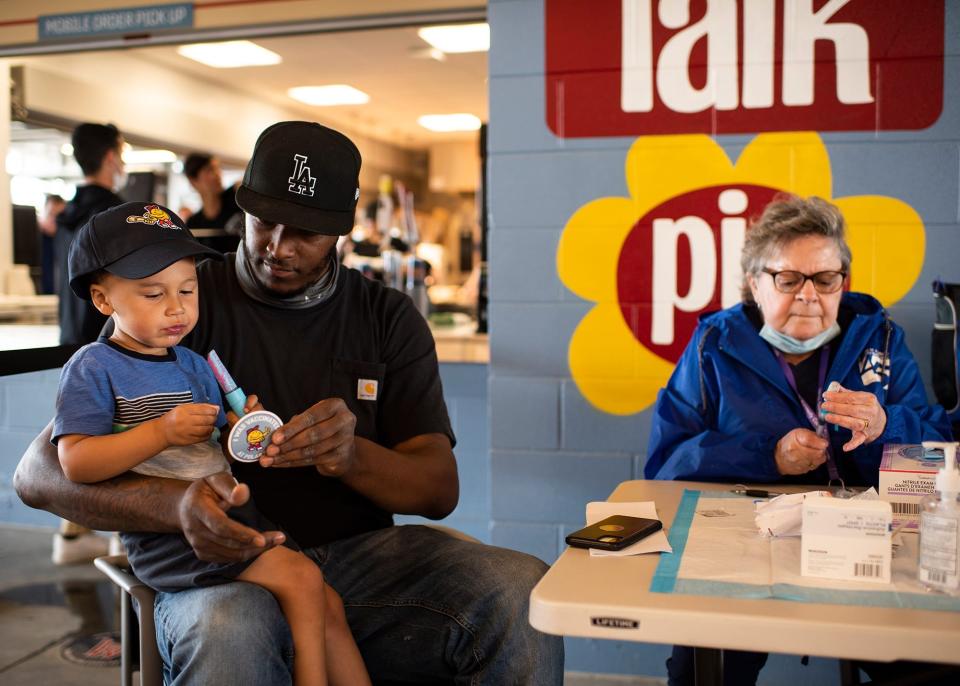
top-left (762, 269), bottom-right (846, 294)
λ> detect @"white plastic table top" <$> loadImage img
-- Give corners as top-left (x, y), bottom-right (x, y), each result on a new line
top-left (529, 479), bottom-right (960, 665)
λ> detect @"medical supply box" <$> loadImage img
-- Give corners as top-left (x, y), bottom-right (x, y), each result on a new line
top-left (879, 444), bottom-right (941, 531)
top-left (801, 497), bottom-right (892, 584)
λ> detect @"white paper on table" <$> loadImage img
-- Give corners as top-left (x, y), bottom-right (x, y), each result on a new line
top-left (583, 501), bottom-right (673, 557)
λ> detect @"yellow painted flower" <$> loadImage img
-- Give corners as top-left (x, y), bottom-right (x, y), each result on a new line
top-left (557, 132), bottom-right (925, 416)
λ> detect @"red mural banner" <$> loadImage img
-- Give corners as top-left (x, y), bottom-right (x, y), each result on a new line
top-left (545, 0), bottom-right (944, 138)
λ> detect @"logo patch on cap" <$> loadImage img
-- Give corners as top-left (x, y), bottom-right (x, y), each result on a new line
top-left (357, 379), bottom-right (378, 401)
top-left (289, 154), bottom-right (316, 197)
top-left (126, 204), bottom-right (179, 229)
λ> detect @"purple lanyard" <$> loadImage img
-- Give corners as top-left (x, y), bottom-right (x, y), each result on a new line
top-left (775, 346), bottom-right (840, 481)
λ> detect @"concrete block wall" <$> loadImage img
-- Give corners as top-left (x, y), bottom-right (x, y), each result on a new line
top-left (487, 0), bottom-right (959, 680)
top-left (0, 368), bottom-right (60, 528)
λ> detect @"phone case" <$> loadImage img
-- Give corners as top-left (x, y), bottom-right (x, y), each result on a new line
top-left (565, 515), bottom-right (663, 551)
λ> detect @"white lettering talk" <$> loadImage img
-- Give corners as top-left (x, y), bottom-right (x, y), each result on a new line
top-left (652, 216), bottom-right (716, 345)
top-left (782, 0), bottom-right (873, 106)
top-left (620, 0), bottom-right (874, 114)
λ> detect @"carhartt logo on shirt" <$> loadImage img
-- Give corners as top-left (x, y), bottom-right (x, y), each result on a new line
top-left (358, 379), bottom-right (378, 401)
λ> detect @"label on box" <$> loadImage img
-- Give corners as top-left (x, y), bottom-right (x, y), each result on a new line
top-left (918, 512), bottom-right (960, 591)
top-left (879, 444), bottom-right (940, 531)
top-left (801, 498), bottom-right (892, 584)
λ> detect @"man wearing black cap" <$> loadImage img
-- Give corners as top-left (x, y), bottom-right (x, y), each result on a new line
top-left (16, 121), bottom-right (564, 684)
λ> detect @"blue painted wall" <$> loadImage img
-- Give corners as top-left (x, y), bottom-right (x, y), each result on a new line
top-left (486, 0), bottom-right (958, 681)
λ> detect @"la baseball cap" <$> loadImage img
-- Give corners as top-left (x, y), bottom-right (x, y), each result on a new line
top-left (68, 201), bottom-right (221, 299)
top-left (235, 121), bottom-right (361, 236)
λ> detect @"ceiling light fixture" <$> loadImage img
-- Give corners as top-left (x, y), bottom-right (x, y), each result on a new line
top-left (418, 113), bottom-right (482, 132)
top-left (177, 40), bottom-right (282, 68)
top-left (417, 23), bottom-right (489, 54)
top-left (288, 85), bottom-right (370, 106)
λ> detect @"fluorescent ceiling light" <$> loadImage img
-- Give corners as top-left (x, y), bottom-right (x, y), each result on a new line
top-left (122, 149), bottom-right (177, 164)
top-left (417, 23), bottom-right (489, 53)
top-left (177, 40), bottom-right (281, 68)
top-left (288, 85), bottom-right (370, 107)
top-left (418, 113), bottom-right (482, 132)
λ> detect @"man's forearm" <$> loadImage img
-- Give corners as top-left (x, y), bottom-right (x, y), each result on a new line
top-left (345, 434), bottom-right (458, 519)
top-left (14, 421), bottom-right (185, 533)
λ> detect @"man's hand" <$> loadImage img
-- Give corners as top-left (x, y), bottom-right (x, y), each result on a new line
top-left (821, 384), bottom-right (887, 451)
top-left (160, 403), bottom-right (220, 446)
top-left (178, 471), bottom-right (284, 563)
top-left (261, 398), bottom-right (357, 477)
top-left (775, 428), bottom-right (828, 475)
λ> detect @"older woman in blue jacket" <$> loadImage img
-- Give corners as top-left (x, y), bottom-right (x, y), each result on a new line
top-left (646, 195), bottom-right (952, 686)
top-left (645, 195), bottom-right (950, 489)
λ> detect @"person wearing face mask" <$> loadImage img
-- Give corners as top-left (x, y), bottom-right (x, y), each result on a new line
top-left (645, 195), bottom-right (952, 686)
top-left (55, 122), bottom-right (126, 346)
top-left (646, 194), bottom-right (950, 488)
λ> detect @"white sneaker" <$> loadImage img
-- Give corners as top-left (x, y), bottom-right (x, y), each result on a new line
top-left (52, 532), bottom-right (110, 565)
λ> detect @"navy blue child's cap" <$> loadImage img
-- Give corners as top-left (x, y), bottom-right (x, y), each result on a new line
top-left (68, 201), bottom-right (222, 299)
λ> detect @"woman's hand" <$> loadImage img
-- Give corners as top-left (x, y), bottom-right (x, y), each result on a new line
top-left (775, 428), bottom-right (828, 475)
top-left (821, 384), bottom-right (886, 451)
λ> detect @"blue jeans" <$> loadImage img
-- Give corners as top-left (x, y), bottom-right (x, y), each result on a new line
top-left (154, 525), bottom-right (564, 685)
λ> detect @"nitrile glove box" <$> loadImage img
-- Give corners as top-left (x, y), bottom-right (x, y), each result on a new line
top-left (879, 444), bottom-right (940, 531)
top-left (801, 498), bottom-right (892, 584)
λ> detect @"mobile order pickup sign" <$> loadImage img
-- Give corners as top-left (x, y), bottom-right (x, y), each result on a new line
top-left (39, 3), bottom-right (193, 40)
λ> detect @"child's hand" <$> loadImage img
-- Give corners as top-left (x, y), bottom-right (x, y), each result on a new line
top-left (160, 403), bottom-right (220, 445)
top-left (226, 394), bottom-right (264, 428)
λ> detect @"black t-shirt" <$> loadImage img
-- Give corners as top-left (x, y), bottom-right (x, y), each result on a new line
top-left (185, 256), bottom-right (455, 547)
top-left (187, 186), bottom-right (241, 229)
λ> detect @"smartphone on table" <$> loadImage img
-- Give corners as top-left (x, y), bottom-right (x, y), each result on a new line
top-left (565, 515), bottom-right (663, 551)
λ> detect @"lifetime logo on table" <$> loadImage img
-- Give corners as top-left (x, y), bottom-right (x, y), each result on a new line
top-left (591, 617), bottom-right (640, 629)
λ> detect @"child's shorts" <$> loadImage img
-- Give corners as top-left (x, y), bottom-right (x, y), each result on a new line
top-left (120, 499), bottom-right (300, 593)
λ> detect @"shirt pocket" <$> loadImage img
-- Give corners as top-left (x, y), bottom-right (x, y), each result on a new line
top-left (330, 358), bottom-right (386, 439)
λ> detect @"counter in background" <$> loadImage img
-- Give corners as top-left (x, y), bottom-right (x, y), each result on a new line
top-left (431, 315), bottom-right (488, 364)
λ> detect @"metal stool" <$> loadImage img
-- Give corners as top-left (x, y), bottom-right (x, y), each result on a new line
top-left (94, 554), bottom-right (161, 686)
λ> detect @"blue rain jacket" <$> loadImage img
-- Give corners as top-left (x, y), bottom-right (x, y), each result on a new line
top-left (644, 292), bottom-right (952, 488)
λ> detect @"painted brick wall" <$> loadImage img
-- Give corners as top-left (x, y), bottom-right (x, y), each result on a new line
top-left (487, 0), bottom-right (959, 680)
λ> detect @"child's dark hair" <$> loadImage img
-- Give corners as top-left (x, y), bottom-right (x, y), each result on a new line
top-left (72, 123), bottom-right (121, 176)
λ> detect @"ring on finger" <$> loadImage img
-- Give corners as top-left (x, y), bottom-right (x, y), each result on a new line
top-left (862, 418), bottom-right (869, 431)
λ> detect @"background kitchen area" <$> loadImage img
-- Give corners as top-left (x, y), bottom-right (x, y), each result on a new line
top-left (1, 17), bottom-right (489, 360)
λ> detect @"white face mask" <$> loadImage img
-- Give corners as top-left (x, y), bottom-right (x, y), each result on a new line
top-left (759, 322), bottom-right (841, 354)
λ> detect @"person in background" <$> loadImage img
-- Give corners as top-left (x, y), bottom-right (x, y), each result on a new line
top-left (37, 193), bottom-right (65, 294)
top-left (645, 194), bottom-right (952, 686)
top-left (55, 122), bottom-right (125, 346)
top-left (183, 152), bottom-right (241, 231)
